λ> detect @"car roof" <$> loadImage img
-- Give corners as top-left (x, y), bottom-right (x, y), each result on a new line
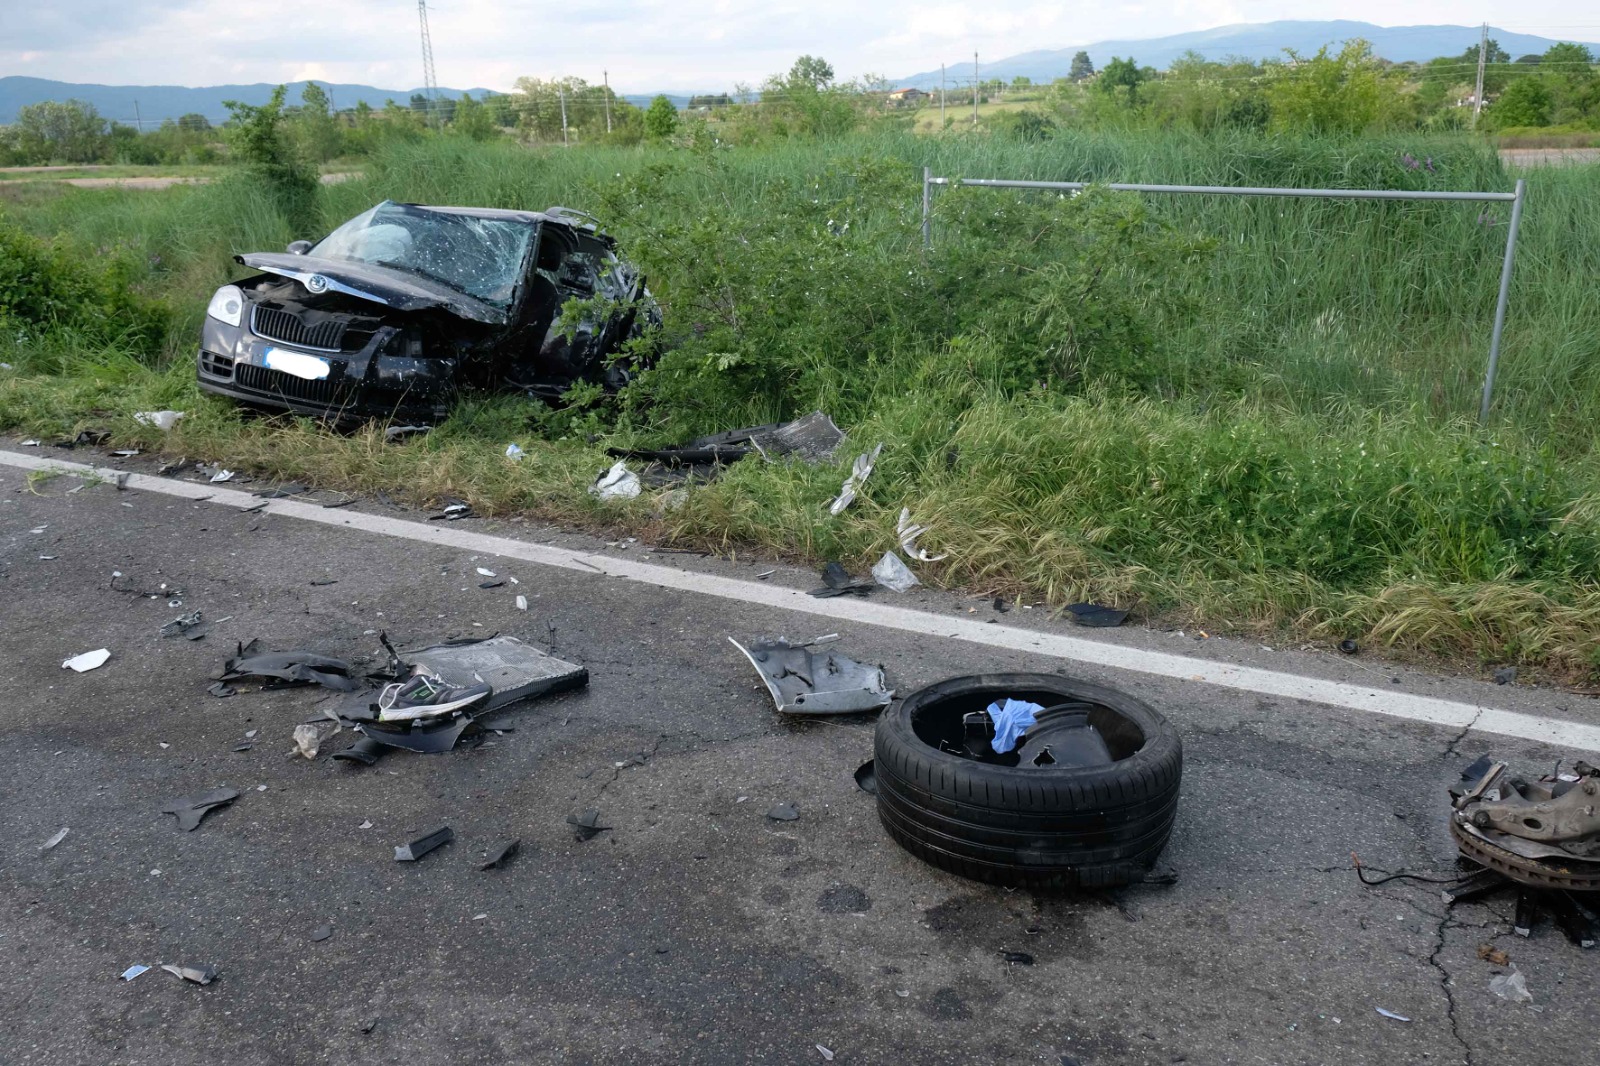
top-left (395, 203), bottom-right (609, 239)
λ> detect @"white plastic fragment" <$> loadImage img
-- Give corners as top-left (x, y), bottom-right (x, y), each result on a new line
top-left (1375, 1008), bottom-right (1412, 1022)
top-left (815, 1045), bottom-right (835, 1061)
top-left (121, 965), bottom-right (150, 982)
top-left (590, 460), bottom-right (641, 500)
top-left (828, 444), bottom-right (883, 515)
top-left (358, 820), bottom-right (373, 830)
top-left (62, 649), bottom-right (110, 672)
top-left (515, 595), bottom-right (528, 611)
top-left (40, 827), bottom-right (70, 852)
top-left (504, 443), bottom-right (524, 461)
top-left (1489, 968), bottom-right (1533, 1003)
top-left (20, 438), bottom-right (39, 446)
top-left (293, 723), bottom-right (333, 760)
top-left (209, 469), bottom-right (235, 483)
top-left (133, 410), bottom-right (185, 431)
top-left (896, 507), bottom-right (948, 562)
top-left (476, 567), bottom-right (496, 577)
top-left (871, 551), bottom-right (919, 592)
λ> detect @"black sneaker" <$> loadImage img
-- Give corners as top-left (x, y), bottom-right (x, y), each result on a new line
top-left (376, 671), bottom-right (492, 722)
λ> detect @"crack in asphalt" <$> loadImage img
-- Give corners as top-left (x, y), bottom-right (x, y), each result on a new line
top-left (1442, 704), bottom-right (1488, 761)
top-left (1426, 912), bottom-right (1475, 1066)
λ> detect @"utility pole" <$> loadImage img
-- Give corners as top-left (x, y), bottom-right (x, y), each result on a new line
top-left (940, 63), bottom-right (945, 125)
top-left (417, 0), bottom-right (440, 127)
top-left (973, 51), bottom-right (979, 124)
top-left (132, 99), bottom-right (143, 133)
top-left (603, 70), bottom-right (612, 133)
top-left (559, 86), bottom-right (569, 147)
top-left (1472, 21), bottom-right (1488, 128)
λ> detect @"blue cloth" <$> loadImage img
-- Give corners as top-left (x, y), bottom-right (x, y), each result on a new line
top-left (985, 698), bottom-right (1044, 754)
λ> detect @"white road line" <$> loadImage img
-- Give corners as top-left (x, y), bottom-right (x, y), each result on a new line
top-left (7, 448), bottom-right (1599, 752)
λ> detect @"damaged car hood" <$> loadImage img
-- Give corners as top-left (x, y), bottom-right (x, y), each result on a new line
top-left (234, 253), bottom-right (509, 325)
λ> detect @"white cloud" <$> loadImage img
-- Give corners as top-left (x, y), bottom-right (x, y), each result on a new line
top-left (1, 1), bottom-right (1596, 92)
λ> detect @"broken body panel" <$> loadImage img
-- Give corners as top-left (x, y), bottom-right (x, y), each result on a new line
top-left (198, 202), bottom-right (656, 423)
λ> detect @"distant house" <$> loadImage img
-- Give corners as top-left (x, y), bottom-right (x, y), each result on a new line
top-left (886, 87), bottom-right (929, 107)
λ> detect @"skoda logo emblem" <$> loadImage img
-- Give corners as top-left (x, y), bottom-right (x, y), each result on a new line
top-left (305, 274), bottom-right (329, 294)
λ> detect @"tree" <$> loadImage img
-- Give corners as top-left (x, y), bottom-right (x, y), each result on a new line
top-left (451, 93), bottom-right (498, 140)
top-left (13, 99), bottom-right (107, 164)
top-left (1488, 77), bottom-right (1552, 127)
top-left (176, 113), bottom-right (211, 133)
top-left (786, 55), bottom-right (835, 91)
top-left (1542, 42), bottom-right (1595, 68)
top-left (1458, 39), bottom-right (1511, 65)
top-left (222, 86), bottom-right (318, 232)
top-left (1069, 51), bottom-right (1095, 81)
top-left (1096, 56), bottom-right (1144, 105)
top-left (291, 81), bottom-right (343, 162)
top-left (644, 95), bottom-right (678, 139)
top-left (1264, 40), bottom-right (1401, 134)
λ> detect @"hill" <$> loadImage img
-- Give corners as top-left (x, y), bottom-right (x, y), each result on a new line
top-left (0, 77), bottom-right (499, 126)
top-left (894, 20), bottom-right (1600, 88)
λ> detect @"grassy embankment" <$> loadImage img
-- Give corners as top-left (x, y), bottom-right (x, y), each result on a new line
top-left (4, 131), bottom-right (1600, 676)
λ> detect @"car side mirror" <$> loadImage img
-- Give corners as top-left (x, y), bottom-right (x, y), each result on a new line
top-left (286, 240), bottom-right (312, 255)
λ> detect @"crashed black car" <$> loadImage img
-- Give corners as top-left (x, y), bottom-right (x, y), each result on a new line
top-left (198, 201), bottom-right (656, 422)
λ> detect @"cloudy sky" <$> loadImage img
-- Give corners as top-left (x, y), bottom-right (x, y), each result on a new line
top-left (2, 2), bottom-right (1597, 92)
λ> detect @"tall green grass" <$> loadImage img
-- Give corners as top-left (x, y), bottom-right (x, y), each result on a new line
top-left (5, 130), bottom-right (1600, 675)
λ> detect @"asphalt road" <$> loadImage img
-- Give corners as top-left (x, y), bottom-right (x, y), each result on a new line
top-left (2, 451), bottom-right (1596, 1065)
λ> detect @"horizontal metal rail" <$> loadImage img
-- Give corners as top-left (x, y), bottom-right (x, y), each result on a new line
top-left (926, 176), bottom-right (1519, 202)
top-left (921, 169), bottom-right (1527, 422)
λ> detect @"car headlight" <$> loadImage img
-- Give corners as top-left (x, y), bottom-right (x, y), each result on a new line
top-left (206, 285), bottom-right (245, 327)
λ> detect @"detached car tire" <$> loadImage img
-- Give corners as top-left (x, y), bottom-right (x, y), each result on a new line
top-left (874, 672), bottom-right (1182, 889)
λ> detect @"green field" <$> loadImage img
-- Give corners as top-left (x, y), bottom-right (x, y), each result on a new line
top-left (4, 130), bottom-right (1600, 676)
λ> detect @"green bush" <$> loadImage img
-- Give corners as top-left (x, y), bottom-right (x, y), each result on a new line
top-left (0, 220), bottom-right (167, 353)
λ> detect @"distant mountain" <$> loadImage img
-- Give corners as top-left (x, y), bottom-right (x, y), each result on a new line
top-left (0, 77), bottom-right (500, 126)
top-left (895, 21), bottom-right (1600, 88)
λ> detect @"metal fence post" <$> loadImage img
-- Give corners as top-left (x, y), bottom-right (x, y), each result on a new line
top-left (921, 167), bottom-right (932, 251)
top-left (1479, 178), bottom-right (1527, 423)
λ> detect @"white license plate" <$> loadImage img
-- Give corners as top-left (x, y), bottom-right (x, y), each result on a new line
top-left (263, 346), bottom-right (331, 381)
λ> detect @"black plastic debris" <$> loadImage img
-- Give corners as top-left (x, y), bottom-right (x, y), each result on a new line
top-left (568, 809), bottom-right (610, 841)
top-left (161, 788), bottom-right (240, 832)
top-left (310, 925), bottom-right (333, 942)
top-left (359, 714), bottom-right (475, 755)
top-left (809, 562), bottom-right (874, 599)
top-left (478, 580), bottom-right (505, 589)
top-left (730, 637), bottom-right (893, 715)
top-left (854, 759), bottom-right (878, 795)
top-left (216, 646), bottom-right (362, 692)
top-left (309, 579), bottom-right (337, 586)
top-left (766, 803), bottom-right (800, 822)
top-left (394, 826), bottom-right (453, 861)
top-left (253, 483), bottom-right (307, 499)
top-left (479, 838), bottom-right (521, 870)
top-left (1001, 951), bottom-right (1035, 966)
top-left (1494, 666), bottom-right (1518, 685)
top-left (1338, 639), bottom-right (1360, 655)
top-left (161, 963), bottom-right (218, 985)
top-left (231, 743), bottom-right (252, 753)
top-left (1064, 603), bottom-right (1129, 628)
top-left (607, 411), bottom-right (846, 474)
top-left (359, 1017), bottom-right (379, 1035)
top-left (207, 682), bottom-right (237, 699)
top-left (993, 598), bottom-right (1011, 613)
top-left (332, 736), bottom-right (388, 766)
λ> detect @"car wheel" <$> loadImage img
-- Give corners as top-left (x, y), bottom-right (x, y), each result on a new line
top-left (874, 672), bottom-right (1182, 889)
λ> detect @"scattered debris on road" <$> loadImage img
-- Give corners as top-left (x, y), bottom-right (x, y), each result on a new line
top-left (1001, 951), bottom-right (1035, 966)
top-left (766, 803), bottom-right (800, 822)
top-left (896, 507), bottom-right (947, 562)
top-left (216, 643), bottom-right (362, 692)
top-left (120, 965), bottom-right (150, 982)
top-left (161, 787), bottom-right (240, 831)
top-left (828, 443), bottom-right (882, 515)
top-left (1064, 603), bottom-right (1129, 628)
top-left (479, 838), bottom-right (521, 870)
top-left (133, 410), bottom-right (185, 431)
top-left (590, 460), bottom-right (641, 501)
top-left (39, 827), bottom-right (70, 852)
top-left (871, 551), bottom-right (919, 592)
top-left (808, 561), bottom-right (874, 598)
top-left (293, 722), bottom-right (336, 760)
top-left (311, 925), bottom-right (333, 942)
top-left (62, 648), bottom-right (110, 672)
top-left (394, 826), bottom-right (454, 861)
top-left (1489, 967), bottom-right (1533, 1003)
top-left (568, 809), bottom-right (610, 841)
top-left (160, 610), bottom-right (220, 641)
top-left (161, 963), bottom-right (218, 986)
top-left (730, 636), bottom-right (893, 714)
top-left (1374, 1007), bottom-right (1411, 1023)
top-left (1338, 639), bottom-right (1359, 655)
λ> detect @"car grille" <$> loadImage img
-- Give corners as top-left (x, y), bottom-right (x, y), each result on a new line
top-left (251, 305), bottom-right (346, 351)
top-left (199, 350), bottom-right (235, 379)
top-left (234, 363), bottom-right (345, 407)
